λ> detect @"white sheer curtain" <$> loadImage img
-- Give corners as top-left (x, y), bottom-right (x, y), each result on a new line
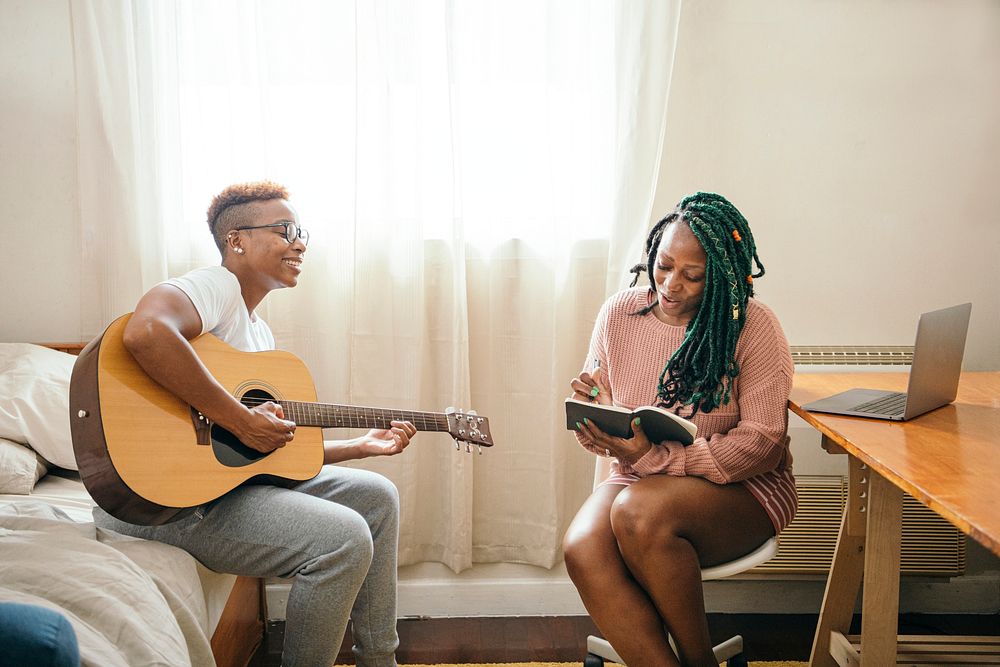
top-left (70, 0), bottom-right (680, 571)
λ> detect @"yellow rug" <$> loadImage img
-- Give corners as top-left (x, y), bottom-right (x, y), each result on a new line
top-left (386, 662), bottom-right (806, 666)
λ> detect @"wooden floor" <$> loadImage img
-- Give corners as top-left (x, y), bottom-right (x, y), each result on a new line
top-left (249, 613), bottom-right (1000, 665)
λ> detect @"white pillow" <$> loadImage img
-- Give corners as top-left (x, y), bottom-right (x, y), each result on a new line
top-left (0, 344), bottom-right (78, 470)
top-left (0, 437), bottom-right (49, 494)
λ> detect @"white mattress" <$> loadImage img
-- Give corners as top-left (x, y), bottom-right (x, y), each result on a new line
top-left (0, 469), bottom-right (236, 639)
top-left (0, 468), bottom-right (97, 522)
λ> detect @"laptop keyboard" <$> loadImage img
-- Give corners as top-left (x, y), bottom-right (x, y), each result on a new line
top-left (852, 392), bottom-right (907, 416)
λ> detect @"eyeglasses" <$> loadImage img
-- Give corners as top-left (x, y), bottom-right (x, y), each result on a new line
top-left (232, 221), bottom-right (309, 246)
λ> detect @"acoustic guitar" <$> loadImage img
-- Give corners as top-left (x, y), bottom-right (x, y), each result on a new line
top-left (69, 314), bottom-right (493, 526)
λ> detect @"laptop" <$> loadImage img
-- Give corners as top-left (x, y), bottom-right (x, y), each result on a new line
top-left (802, 302), bottom-right (972, 421)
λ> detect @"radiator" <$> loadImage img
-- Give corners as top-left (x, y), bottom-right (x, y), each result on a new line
top-left (790, 345), bottom-right (913, 366)
top-left (750, 475), bottom-right (966, 576)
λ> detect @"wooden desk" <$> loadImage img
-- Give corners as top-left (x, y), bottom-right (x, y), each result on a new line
top-left (789, 372), bottom-right (1000, 667)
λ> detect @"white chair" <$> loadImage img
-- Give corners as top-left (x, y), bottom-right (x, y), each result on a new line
top-left (584, 535), bottom-right (778, 667)
top-left (583, 458), bottom-right (780, 666)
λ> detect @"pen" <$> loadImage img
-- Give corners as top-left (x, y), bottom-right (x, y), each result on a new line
top-left (590, 358), bottom-right (600, 399)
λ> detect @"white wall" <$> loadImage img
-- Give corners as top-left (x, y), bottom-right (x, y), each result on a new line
top-left (653, 0), bottom-right (1000, 370)
top-left (6, 0), bottom-right (995, 361)
top-left (0, 0), bottom-right (80, 343)
top-left (2, 0), bottom-right (997, 617)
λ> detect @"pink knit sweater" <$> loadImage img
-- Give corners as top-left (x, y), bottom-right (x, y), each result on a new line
top-left (578, 287), bottom-right (794, 483)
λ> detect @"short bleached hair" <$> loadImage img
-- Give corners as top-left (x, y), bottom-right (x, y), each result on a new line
top-left (206, 181), bottom-right (290, 254)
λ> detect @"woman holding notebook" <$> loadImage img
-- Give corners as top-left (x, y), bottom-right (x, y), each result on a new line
top-left (563, 192), bottom-right (796, 667)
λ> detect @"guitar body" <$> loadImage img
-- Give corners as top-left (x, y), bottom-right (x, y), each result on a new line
top-left (71, 314), bottom-right (324, 526)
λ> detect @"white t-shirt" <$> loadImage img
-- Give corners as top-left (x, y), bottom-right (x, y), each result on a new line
top-left (162, 266), bottom-right (275, 352)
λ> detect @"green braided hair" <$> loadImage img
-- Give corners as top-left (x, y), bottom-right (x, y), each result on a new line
top-left (629, 192), bottom-right (765, 415)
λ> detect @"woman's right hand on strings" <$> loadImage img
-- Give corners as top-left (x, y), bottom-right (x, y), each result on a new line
top-left (233, 401), bottom-right (297, 453)
top-left (570, 366), bottom-right (613, 406)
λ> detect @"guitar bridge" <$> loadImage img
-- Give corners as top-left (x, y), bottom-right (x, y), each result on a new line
top-left (191, 408), bottom-right (212, 445)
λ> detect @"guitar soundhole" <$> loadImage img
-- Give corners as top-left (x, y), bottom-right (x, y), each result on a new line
top-left (210, 389), bottom-right (274, 467)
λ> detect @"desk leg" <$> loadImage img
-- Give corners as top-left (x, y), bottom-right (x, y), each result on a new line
top-left (809, 451), bottom-right (868, 667)
top-left (859, 470), bottom-right (903, 665)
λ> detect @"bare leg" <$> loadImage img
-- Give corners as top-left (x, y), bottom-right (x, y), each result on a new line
top-left (611, 476), bottom-right (775, 667)
top-left (564, 484), bottom-right (680, 667)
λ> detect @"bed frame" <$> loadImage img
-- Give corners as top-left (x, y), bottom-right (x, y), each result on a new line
top-left (43, 342), bottom-right (265, 667)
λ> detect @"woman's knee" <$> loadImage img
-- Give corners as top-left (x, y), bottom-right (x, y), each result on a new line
top-left (563, 485), bottom-right (623, 584)
top-left (609, 483), bottom-right (685, 552)
top-left (373, 473), bottom-right (400, 511)
top-left (352, 470), bottom-right (401, 518)
top-left (311, 510), bottom-right (375, 575)
top-left (562, 526), bottom-right (592, 579)
top-left (562, 521), bottom-right (619, 586)
top-left (345, 522), bottom-right (376, 571)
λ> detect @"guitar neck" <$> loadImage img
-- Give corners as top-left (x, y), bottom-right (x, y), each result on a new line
top-left (268, 400), bottom-right (451, 432)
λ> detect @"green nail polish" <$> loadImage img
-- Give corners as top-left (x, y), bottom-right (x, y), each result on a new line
top-left (633, 417), bottom-right (641, 426)
top-left (590, 386), bottom-right (600, 397)
top-left (575, 421), bottom-right (582, 430)
top-left (583, 418), bottom-right (590, 425)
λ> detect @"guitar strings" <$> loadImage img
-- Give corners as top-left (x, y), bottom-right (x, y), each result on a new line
top-left (237, 396), bottom-right (447, 414)
top-left (235, 397), bottom-right (452, 429)
top-left (230, 398), bottom-right (490, 445)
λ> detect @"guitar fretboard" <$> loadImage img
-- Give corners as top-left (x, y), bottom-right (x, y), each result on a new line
top-left (242, 398), bottom-right (451, 432)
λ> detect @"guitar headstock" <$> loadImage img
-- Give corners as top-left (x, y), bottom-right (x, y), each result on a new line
top-left (444, 408), bottom-right (493, 452)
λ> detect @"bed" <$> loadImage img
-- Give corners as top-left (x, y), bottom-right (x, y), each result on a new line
top-left (0, 342), bottom-right (264, 667)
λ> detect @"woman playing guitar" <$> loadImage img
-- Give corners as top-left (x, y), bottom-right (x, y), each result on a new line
top-left (93, 181), bottom-right (412, 667)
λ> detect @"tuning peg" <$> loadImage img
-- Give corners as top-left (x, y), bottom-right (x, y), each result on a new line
top-left (467, 409), bottom-right (477, 416)
top-left (454, 438), bottom-right (460, 451)
top-left (466, 442), bottom-right (471, 453)
top-left (445, 406), bottom-right (456, 414)
top-left (477, 444), bottom-right (483, 455)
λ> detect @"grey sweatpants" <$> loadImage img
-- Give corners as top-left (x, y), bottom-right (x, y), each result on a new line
top-left (93, 466), bottom-right (400, 667)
